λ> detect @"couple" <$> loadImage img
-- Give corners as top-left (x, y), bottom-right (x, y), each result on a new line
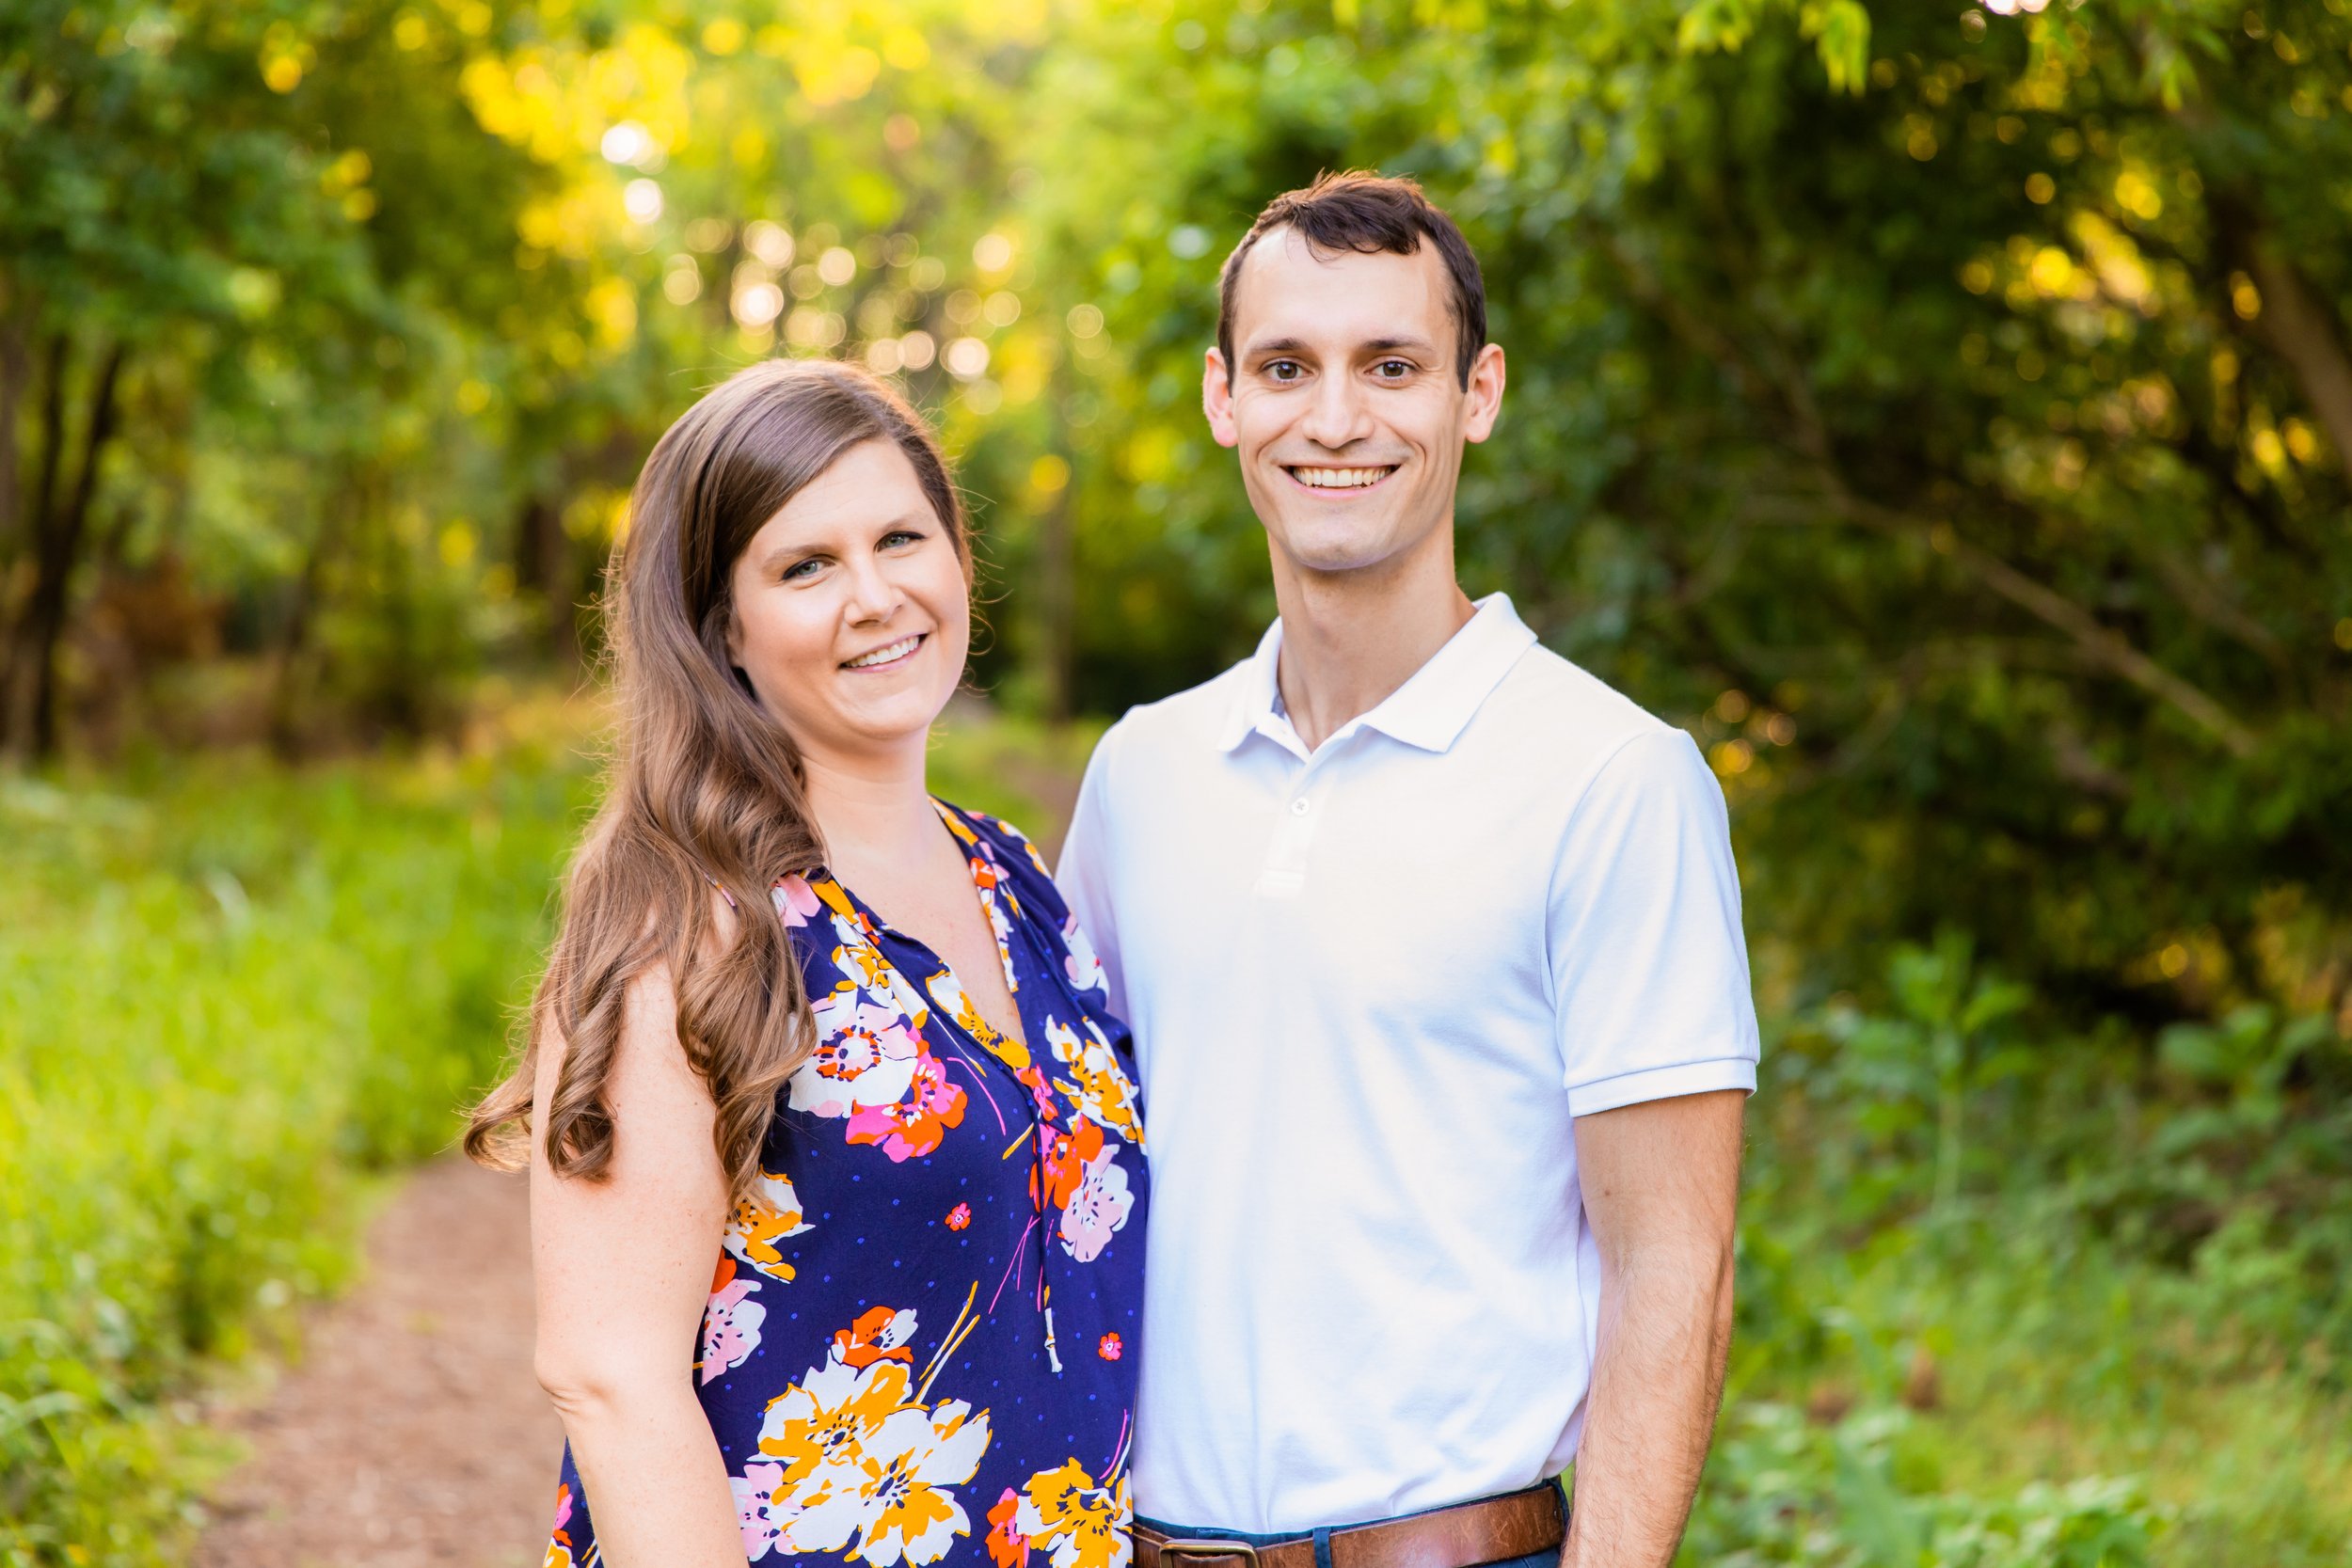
top-left (467, 172), bottom-right (1758, 1568)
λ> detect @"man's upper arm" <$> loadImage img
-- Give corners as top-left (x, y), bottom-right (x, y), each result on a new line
top-left (1057, 719), bottom-right (1129, 1021)
top-left (1573, 1089), bottom-right (1745, 1262)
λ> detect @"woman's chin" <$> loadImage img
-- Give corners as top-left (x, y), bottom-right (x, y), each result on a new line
top-left (801, 689), bottom-right (953, 758)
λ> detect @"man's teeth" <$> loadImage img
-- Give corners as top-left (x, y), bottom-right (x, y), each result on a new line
top-left (846, 636), bottom-right (921, 669)
top-left (1291, 467), bottom-right (1393, 489)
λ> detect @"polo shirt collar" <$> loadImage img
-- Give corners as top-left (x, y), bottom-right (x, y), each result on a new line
top-left (1216, 592), bottom-right (1539, 755)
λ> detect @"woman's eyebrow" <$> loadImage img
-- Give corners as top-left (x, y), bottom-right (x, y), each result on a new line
top-left (755, 540), bottom-right (818, 573)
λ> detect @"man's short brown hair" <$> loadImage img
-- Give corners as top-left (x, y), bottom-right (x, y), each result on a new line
top-left (1216, 170), bottom-right (1488, 389)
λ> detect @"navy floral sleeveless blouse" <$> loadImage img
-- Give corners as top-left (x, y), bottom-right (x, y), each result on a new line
top-left (548, 801), bottom-right (1148, 1568)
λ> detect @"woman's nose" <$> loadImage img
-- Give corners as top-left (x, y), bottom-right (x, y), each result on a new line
top-left (839, 555), bottom-right (904, 626)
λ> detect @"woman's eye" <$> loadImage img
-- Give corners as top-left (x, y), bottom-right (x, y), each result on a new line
top-left (782, 557), bottom-right (824, 581)
top-left (881, 530), bottom-right (923, 549)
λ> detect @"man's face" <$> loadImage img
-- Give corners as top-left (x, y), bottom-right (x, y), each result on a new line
top-left (1205, 229), bottom-right (1503, 579)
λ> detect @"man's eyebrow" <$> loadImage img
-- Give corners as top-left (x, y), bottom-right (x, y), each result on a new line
top-left (1243, 334), bottom-right (1440, 361)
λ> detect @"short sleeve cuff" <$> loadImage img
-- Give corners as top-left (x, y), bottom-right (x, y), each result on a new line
top-left (1566, 1054), bottom-right (1756, 1118)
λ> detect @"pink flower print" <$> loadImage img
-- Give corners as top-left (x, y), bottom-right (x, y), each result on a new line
top-left (771, 875), bottom-right (823, 927)
top-left (1097, 1332), bottom-right (1122, 1361)
top-left (789, 992), bottom-right (922, 1118)
top-left (1015, 1063), bottom-right (1059, 1126)
top-left (701, 1256), bottom-right (767, 1385)
top-left (846, 1053), bottom-right (968, 1161)
top-left (987, 1486), bottom-right (1031, 1568)
top-left (1061, 915), bottom-right (1107, 997)
top-left (732, 1462), bottom-right (792, 1560)
top-left (946, 1203), bottom-right (973, 1231)
top-left (1057, 1146), bottom-right (1135, 1263)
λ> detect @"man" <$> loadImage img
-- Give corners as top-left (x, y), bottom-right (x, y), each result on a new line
top-left (1057, 172), bottom-right (1757, 1568)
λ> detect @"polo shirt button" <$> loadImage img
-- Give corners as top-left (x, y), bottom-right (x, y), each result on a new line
top-left (1290, 797), bottom-right (1311, 816)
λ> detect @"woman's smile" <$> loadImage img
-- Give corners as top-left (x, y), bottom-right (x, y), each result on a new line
top-left (843, 632), bottom-right (928, 672)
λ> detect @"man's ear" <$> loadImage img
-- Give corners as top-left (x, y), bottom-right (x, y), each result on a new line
top-left (1462, 342), bottom-right (1507, 444)
top-left (1202, 347), bottom-right (1240, 449)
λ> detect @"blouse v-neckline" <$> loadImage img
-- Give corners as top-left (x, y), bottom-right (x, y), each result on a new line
top-left (817, 797), bottom-right (1035, 1055)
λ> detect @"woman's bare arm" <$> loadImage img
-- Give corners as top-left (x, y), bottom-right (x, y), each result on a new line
top-left (530, 959), bottom-right (747, 1568)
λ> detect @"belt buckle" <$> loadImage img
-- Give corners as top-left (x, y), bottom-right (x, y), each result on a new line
top-left (1156, 1540), bottom-right (1263, 1568)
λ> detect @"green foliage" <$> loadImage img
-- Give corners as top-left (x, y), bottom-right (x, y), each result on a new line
top-left (1688, 1404), bottom-right (2164, 1567)
top-left (1718, 935), bottom-right (2352, 1564)
top-left (0, 717), bottom-right (596, 1564)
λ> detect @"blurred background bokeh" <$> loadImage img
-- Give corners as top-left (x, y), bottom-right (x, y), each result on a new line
top-left (3, 1), bottom-right (2349, 1563)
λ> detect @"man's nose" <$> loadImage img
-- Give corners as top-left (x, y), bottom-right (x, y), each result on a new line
top-left (1297, 372), bottom-right (1371, 450)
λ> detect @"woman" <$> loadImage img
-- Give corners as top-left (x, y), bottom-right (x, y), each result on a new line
top-left (467, 358), bottom-right (1147, 1568)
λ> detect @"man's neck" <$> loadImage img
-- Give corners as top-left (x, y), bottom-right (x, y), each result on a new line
top-left (1269, 538), bottom-right (1476, 753)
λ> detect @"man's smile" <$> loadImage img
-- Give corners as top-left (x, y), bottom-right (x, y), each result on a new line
top-left (1282, 464), bottom-right (1400, 493)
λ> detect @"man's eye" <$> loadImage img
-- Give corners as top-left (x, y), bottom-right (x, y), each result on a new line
top-left (1374, 359), bottom-right (1414, 379)
top-left (1265, 360), bottom-right (1304, 382)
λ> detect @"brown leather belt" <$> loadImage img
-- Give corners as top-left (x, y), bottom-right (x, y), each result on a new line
top-left (1135, 1482), bottom-right (1565, 1568)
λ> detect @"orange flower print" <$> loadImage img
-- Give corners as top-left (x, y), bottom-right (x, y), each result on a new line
top-left (832, 1306), bottom-right (917, 1370)
top-left (946, 1203), bottom-right (973, 1231)
top-left (1096, 1333), bottom-right (1121, 1361)
top-left (928, 968), bottom-right (1033, 1072)
top-left (725, 1169), bottom-right (813, 1280)
top-left (1034, 1118), bottom-right (1104, 1212)
top-left (546, 1482), bottom-right (577, 1568)
top-left (1015, 1460), bottom-right (1133, 1568)
top-left (987, 1486), bottom-right (1032, 1568)
top-left (795, 990), bottom-right (926, 1119)
top-left (1043, 1016), bottom-right (1143, 1148)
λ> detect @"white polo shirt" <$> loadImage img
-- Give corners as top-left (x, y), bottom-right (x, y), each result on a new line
top-left (1057, 593), bottom-right (1758, 1532)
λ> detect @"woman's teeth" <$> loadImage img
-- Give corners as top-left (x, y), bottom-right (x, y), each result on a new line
top-left (845, 635), bottom-right (922, 669)
top-left (1290, 466), bottom-right (1394, 489)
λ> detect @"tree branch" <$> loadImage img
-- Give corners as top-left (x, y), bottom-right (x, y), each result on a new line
top-left (1826, 492), bottom-right (2260, 757)
top-left (2241, 240), bottom-right (2352, 470)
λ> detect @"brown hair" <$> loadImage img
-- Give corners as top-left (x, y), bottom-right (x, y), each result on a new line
top-left (1216, 169), bottom-right (1488, 388)
top-left (464, 357), bottom-right (970, 1202)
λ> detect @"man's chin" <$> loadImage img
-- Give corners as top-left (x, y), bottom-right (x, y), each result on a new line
top-left (1264, 513), bottom-right (1415, 578)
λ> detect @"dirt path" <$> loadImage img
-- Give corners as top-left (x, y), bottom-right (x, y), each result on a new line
top-left (195, 1158), bottom-right (561, 1568)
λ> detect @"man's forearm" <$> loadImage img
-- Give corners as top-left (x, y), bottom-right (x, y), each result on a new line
top-left (1560, 1241), bottom-right (1736, 1568)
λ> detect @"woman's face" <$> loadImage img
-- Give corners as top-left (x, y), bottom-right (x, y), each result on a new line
top-left (724, 437), bottom-right (970, 764)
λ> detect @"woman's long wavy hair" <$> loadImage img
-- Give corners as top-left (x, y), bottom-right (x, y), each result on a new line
top-left (465, 357), bottom-right (970, 1202)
